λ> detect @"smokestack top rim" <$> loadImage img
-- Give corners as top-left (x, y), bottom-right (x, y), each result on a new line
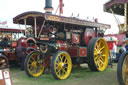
top-left (44, 7), bottom-right (53, 9)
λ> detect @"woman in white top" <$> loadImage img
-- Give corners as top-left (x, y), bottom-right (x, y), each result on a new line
top-left (113, 43), bottom-right (117, 58)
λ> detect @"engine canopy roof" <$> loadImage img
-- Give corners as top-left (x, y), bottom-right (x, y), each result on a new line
top-left (13, 11), bottom-right (110, 29)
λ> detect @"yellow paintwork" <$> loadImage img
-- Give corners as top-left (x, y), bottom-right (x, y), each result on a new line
top-left (122, 55), bottom-right (128, 85)
top-left (54, 52), bottom-right (72, 79)
top-left (94, 38), bottom-right (109, 71)
top-left (27, 52), bottom-right (45, 77)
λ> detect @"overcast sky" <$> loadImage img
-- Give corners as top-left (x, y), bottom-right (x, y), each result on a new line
top-left (0, 0), bottom-right (124, 34)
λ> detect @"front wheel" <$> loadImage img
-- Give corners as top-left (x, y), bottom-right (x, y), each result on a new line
top-left (24, 51), bottom-right (45, 77)
top-left (117, 52), bottom-right (128, 85)
top-left (51, 51), bottom-right (72, 80)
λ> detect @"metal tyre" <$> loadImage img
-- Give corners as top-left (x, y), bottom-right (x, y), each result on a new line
top-left (117, 51), bottom-right (128, 85)
top-left (87, 37), bottom-right (109, 71)
top-left (51, 51), bottom-right (72, 80)
top-left (24, 51), bottom-right (45, 77)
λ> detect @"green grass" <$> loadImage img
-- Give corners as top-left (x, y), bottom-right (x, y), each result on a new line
top-left (10, 65), bottom-right (114, 85)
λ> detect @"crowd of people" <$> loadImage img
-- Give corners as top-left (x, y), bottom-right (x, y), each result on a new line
top-left (112, 41), bottom-right (128, 61)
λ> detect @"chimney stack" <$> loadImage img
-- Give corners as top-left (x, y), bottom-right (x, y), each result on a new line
top-left (44, 0), bottom-right (53, 14)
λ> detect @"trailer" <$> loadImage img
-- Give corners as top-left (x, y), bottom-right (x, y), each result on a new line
top-left (104, 0), bottom-right (128, 85)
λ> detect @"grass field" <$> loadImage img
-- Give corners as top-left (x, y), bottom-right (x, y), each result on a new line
top-left (10, 64), bottom-right (119, 85)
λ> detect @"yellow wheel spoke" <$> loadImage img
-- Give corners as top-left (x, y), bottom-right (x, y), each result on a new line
top-left (56, 60), bottom-right (60, 64)
top-left (99, 47), bottom-right (104, 51)
top-left (95, 48), bottom-right (98, 52)
top-left (29, 59), bottom-right (33, 63)
top-left (99, 59), bottom-right (104, 65)
top-left (94, 55), bottom-right (99, 61)
top-left (62, 68), bottom-right (66, 74)
top-left (31, 56), bottom-right (35, 61)
top-left (95, 59), bottom-right (99, 65)
top-left (55, 65), bottom-right (59, 70)
top-left (55, 62), bottom-right (58, 66)
top-left (32, 68), bottom-right (36, 73)
top-left (57, 68), bottom-right (61, 74)
top-left (58, 71), bottom-right (61, 76)
top-left (60, 55), bottom-right (64, 62)
top-left (63, 68), bottom-right (67, 73)
top-left (94, 51), bottom-right (98, 55)
top-left (64, 59), bottom-right (67, 64)
top-left (28, 64), bottom-right (32, 67)
top-left (64, 62), bottom-right (68, 64)
top-left (98, 41), bottom-right (101, 48)
top-left (96, 44), bottom-right (98, 50)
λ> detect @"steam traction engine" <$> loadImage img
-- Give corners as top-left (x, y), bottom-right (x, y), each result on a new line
top-left (0, 29), bottom-right (37, 70)
top-left (13, 11), bottom-right (110, 80)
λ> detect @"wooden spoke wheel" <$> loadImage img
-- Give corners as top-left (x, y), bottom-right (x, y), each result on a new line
top-left (0, 55), bottom-right (8, 69)
top-left (51, 51), bottom-right (72, 80)
top-left (117, 52), bottom-right (128, 85)
top-left (24, 51), bottom-right (45, 77)
top-left (87, 37), bottom-right (109, 71)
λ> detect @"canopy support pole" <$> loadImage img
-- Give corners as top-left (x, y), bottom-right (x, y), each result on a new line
top-left (34, 17), bottom-right (37, 38)
top-left (24, 19), bottom-right (27, 36)
top-left (38, 20), bottom-right (45, 39)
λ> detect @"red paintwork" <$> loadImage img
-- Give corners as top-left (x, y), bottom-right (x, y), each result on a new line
top-left (4, 48), bottom-right (16, 60)
top-left (25, 37), bottom-right (37, 49)
top-left (18, 37), bottom-right (26, 47)
top-left (57, 40), bottom-right (68, 51)
top-left (11, 42), bottom-right (17, 48)
top-left (59, 0), bottom-right (63, 15)
top-left (84, 29), bottom-right (96, 45)
top-left (68, 46), bottom-right (78, 57)
top-left (72, 34), bottom-right (80, 44)
top-left (18, 37), bottom-right (37, 48)
top-left (79, 47), bottom-right (87, 57)
top-left (45, 56), bottom-right (51, 69)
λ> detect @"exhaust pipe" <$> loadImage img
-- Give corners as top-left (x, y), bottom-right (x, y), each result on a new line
top-left (44, 0), bottom-right (53, 14)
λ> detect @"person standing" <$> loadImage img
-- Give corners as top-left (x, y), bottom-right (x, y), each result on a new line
top-left (119, 44), bottom-right (126, 54)
top-left (112, 43), bottom-right (117, 59)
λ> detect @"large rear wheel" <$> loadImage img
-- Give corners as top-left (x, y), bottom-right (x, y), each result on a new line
top-left (87, 37), bottom-right (109, 71)
top-left (117, 52), bottom-right (128, 85)
top-left (24, 51), bottom-right (45, 77)
top-left (51, 51), bottom-right (72, 80)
